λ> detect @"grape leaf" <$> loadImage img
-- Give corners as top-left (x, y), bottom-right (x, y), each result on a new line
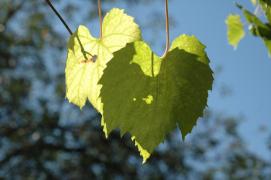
top-left (65, 8), bottom-right (141, 111)
top-left (99, 35), bottom-right (213, 161)
top-left (65, 8), bottom-right (146, 162)
top-left (226, 14), bottom-right (245, 49)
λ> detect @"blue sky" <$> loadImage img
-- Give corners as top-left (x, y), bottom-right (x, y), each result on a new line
top-left (168, 0), bottom-right (271, 158)
top-left (69, 0), bottom-right (271, 159)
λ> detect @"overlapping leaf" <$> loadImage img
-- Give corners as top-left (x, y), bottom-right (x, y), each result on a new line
top-left (65, 8), bottom-right (213, 163)
top-left (65, 8), bottom-right (141, 111)
top-left (99, 35), bottom-right (213, 161)
top-left (65, 8), bottom-right (147, 161)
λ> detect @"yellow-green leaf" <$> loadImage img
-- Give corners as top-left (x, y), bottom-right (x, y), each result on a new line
top-left (226, 14), bottom-right (245, 49)
top-left (65, 8), bottom-right (148, 162)
top-left (65, 8), bottom-right (141, 111)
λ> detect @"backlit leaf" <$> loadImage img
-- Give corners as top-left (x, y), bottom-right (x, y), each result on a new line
top-left (226, 14), bottom-right (245, 49)
top-left (65, 8), bottom-right (141, 111)
top-left (99, 35), bottom-right (213, 161)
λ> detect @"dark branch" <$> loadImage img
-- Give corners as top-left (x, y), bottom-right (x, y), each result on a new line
top-left (44, 0), bottom-right (92, 59)
top-left (44, 0), bottom-right (73, 35)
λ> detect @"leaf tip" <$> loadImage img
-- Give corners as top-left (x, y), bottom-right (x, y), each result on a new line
top-left (101, 117), bottom-right (109, 139)
top-left (131, 137), bottom-right (151, 163)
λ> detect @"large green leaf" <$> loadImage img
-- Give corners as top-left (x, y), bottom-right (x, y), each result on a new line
top-left (65, 8), bottom-right (141, 111)
top-left (99, 35), bottom-right (213, 161)
top-left (226, 14), bottom-right (245, 48)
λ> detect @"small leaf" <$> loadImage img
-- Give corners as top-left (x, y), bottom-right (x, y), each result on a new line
top-left (226, 14), bottom-right (245, 49)
top-left (99, 35), bottom-right (213, 160)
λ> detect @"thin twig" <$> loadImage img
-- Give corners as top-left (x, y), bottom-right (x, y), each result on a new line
top-left (98, 0), bottom-right (103, 38)
top-left (45, 0), bottom-right (73, 35)
top-left (161, 0), bottom-right (170, 58)
top-left (44, 0), bottom-right (92, 59)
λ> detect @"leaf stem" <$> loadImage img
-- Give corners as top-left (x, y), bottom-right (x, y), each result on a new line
top-left (98, 0), bottom-right (103, 38)
top-left (45, 0), bottom-right (73, 35)
top-left (161, 0), bottom-right (170, 58)
top-left (44, 0), bottom-right (92, 59)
